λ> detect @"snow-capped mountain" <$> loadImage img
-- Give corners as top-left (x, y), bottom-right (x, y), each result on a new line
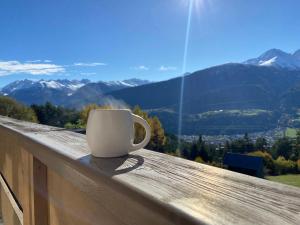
top-left (63, 79), bottom-right (152, 108)
top-left (244, 49), bottom-right (300, 70)
top-left (1, 79), bottom-right (90, 95)
top-left (103, 79), bottom-right (151, 88)
top-left (0, 78), bottom-right (151, 106)
top-left (1, 78), bottom-right (150, 95)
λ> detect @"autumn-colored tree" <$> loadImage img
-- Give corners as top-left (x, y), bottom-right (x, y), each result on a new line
top-left (274, 156), bottom-right (297, 175)
top-left (148, 116), bottom-right (166, 152)
top-left (132, 106), bottom-right (151, 143)
top-left (132, 106), bottom-right (166, 152)
top-left (80, 104), bottom-right (111, 127)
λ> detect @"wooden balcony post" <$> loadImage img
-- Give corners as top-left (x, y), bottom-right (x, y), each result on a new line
top-left (33, 158), bottom-right (48, 225)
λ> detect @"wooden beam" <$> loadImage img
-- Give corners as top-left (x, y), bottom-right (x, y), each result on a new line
top-left (33, 158), bottom-right (48, 225)
top-left (0, 173), bottom-right (23, 225)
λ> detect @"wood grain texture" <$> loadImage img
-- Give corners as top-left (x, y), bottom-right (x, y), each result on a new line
top-left (0, 174), bottom-right (23, 225)
top-left (0, 125), bottom-right (25, 208)
top-left (33, 158), bottom-right (48, 225)
top-left (20, 149), bottom-right (35, 225)
top-left (0, 115), bottom-right (300, 225)
top-left (1, 188), bottom-right (22, 225)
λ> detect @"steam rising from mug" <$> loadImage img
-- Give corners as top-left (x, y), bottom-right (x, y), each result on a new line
top-left (100, 96), bottom-right (130, 110)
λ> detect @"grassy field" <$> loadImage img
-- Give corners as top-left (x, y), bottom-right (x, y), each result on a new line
top-left (266, 174), bottom-right (300, 188)
top-left (285, 128), bottom-right (298, 138)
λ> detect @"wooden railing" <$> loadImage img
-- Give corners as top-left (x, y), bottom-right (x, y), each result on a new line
top-left (0, 115), bottom-right (299, 225)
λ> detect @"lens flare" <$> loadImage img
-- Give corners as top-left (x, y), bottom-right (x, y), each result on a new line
top-left (178, 0), bottom-right (209, 149)
top-left (178, 0), bottom-right (194, 147)
top-left (181, 0), bottom-right (206, 14)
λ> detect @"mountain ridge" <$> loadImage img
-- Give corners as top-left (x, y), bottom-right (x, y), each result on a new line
top-left (243, 48), bottom-right (300, 70)
top-left (2, 49), bottom-right (300, 134)
top-left (0, 78), bottom-right (152, 106)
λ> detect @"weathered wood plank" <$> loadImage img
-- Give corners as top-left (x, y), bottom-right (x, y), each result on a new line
top-left (0, 188), bottom-right (22, 225)
top-left (33, 158), bottom-right (48, 225)
top-left (0, 174), bottom-right (23, 225)
top-left (20, 148), bottom-right (34, 225)
top-left (0, 125), bottom-right (24, 208)
top-left (0, 115), bottom-right (300, 225)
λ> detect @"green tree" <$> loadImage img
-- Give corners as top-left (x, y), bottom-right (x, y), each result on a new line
top-left (31, 102), bottom-right (79, 127)
top-left (230, 135), bottom-right (254, 154)
top-left (0, 96), bottom-right (37, 122)
top-left (190, 142), bottom-right (199, 160)
top-left (180, 142), bottom-right (192, 159)
top-left (163, 133), bottom-right (179, 154)
top-left (293, 131), bottom-right (300, 160)
top-left (271, 137), bottom-right (293, 160)
top-left (255, 137), bottom-right (268, 151)
top-left (197, 136), bottom-right (209, 162)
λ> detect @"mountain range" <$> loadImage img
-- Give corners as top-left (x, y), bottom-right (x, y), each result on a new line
top-left (0, 78), bottom-right (151, 107)
top-left (1, 48), bottom-right (300, 135)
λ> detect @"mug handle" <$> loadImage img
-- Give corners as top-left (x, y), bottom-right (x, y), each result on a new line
top-left (130, 114), bottom-right (151, 151)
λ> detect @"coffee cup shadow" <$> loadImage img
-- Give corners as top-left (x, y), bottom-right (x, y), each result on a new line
top-left (78, 154), bottom-right (144, 176)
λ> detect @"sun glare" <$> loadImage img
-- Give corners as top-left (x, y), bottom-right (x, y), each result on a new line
top-left (182, 0), bottom-right (206, 14)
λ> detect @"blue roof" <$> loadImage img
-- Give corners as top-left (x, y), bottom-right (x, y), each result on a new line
top-left (223, 153), bottom-right (263, 171)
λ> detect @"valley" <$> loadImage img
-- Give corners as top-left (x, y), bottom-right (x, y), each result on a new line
top-left (1, 49), bottom-right (300, 136)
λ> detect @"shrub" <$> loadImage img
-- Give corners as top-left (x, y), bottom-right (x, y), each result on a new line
top-left (274, 156), bottom-right (297, 175)
top-left (195, 156), bottom-right (204, 164)
top-left (0, 96), bottom-right (37, 122)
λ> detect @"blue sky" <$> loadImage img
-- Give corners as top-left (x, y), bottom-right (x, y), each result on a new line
top-left (0, 0), bottom-right (299, 87)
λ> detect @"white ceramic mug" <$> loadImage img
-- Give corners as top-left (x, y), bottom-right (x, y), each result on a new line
top-left (86, 109), bottom-right (151, 157)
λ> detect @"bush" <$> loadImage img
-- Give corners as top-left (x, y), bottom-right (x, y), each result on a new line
top-left (297, 159), bottom-right (300, 173)
top-left (274, 156), bottom-right (297, 175)
top-left (195, 156), bottom-right (204, 164)
top-left (0, 96), bottom-right (37, 122)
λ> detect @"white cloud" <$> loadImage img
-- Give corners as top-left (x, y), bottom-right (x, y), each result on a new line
top-left (133, 65), bottom-right (149, 71)
top-left (26, 60), bottom-right (42, 63)
top-left (80, 72), bottom-right (96, 76)
top-left (26, 59), bottom-right (53, 63)
top-left (73, 62), bottom-right (106, 67)
top-left (0, 60), bottom-right (65, 76)
top-left (159, 66), bottom-right (177, 71)
top-left (0, 59), bottom-right (107, 77)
